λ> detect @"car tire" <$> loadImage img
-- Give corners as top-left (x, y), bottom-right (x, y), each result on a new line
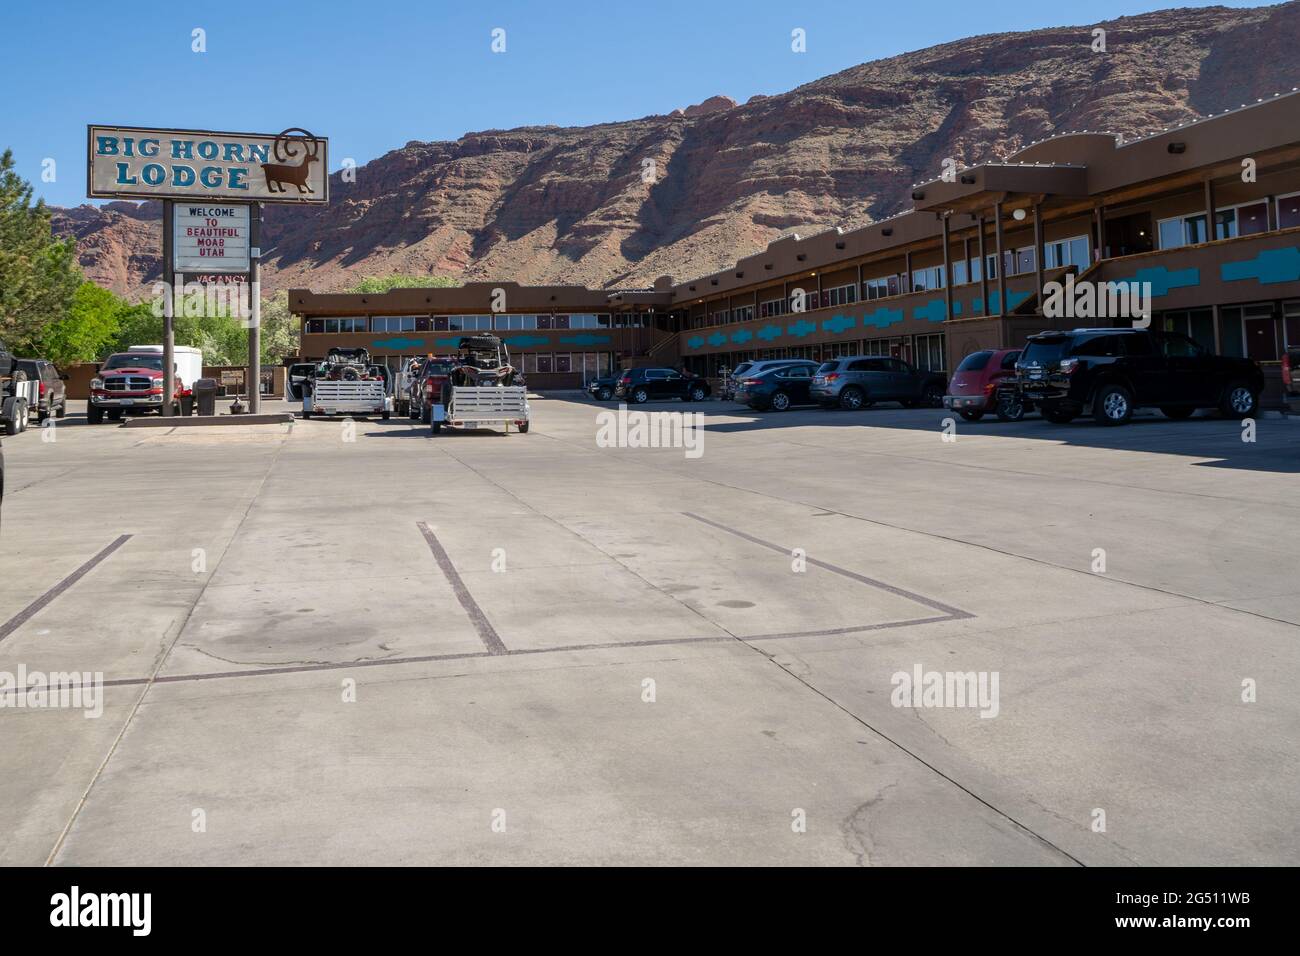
top-left (1160, 406), bottom-right (1196, 420)
top-left (1042, 403), bottom-right (1077, 425)
top-left (87, 405), bottom-right (103, 425)
top-left (690, 386), bottom-right (707, 401)
top-left (1093, 384), bottom-right (1134, 426)
top-left (838, 386), bottom-right (866, 410)
top-left (770, 392), bottom-right (791, 412)
top-left (996, 396), bottom-right (1027, 422)
top-left (958, 409), bottom-right (983, 422)
top-left (1219, 382), bottom-right (1258, 419)
top-left (923, 383), bottom-right (944, 408)
top-left (56, 400), bottom-right (67, 419)
top-left (632, 387), bottom-right (649, 404)
top-left (598, 387), bottom-right (612, 401)
top-left (4, 400), bottom-right (25, 436)
top-left (381, 411), bottom-right (391, 420)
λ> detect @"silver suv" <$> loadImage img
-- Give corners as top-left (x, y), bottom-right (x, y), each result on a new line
top-left (810, 356), bottom-right (947, 410)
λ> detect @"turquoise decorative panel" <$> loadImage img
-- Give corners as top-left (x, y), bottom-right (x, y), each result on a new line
top-left (1221, 247), bottom-right (1300, 285)
top-left (559, 333), bottom-right (612, 346)
top-left (823, 314), bottom-right (856, 334)
top-left (787, 319), bottom-right (818, 338)
top-left (862, 306), bottom-right (905, 330)
top-left (1110, 265), bottom-right (1200, 296)
top-left (370, 337), bottom-right (426, 350)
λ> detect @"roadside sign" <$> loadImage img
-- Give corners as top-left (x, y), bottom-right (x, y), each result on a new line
top-left (174, 203), bottom-right (250, 273)
top-left (87, 125), bottom-right (329, 204)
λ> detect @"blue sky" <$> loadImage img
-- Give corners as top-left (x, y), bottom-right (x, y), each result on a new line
top-left (1, 0), bottom-right (1274, 207)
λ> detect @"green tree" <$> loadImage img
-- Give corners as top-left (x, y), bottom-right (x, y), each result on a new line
top-left (346, 274), bottom-right (457, 294)
top-left (258, 290), bottom-right (297, 366)
top-left (39, 281), bottom-right (123, 365)
top-left (0, 149), bottom-right (83, 352)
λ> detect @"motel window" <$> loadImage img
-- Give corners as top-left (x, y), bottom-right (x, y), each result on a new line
top-left (760, 297), bottom-right (788, 318)
top-left (861, 338), bottom-right (890, 357)
top-left (1236, 202), bottom-right (1270, 237)
top-left (863, 274), bottom-right (901, 300)
top-left (914, 333), bottom-right (946, 372)
top-left (536, 354), bottom-right (553, 373)
top-left (449, 315), bottom-right (493, 332)
top-left (912, 265), bottom-right (946, 292)
top-left (322, 317), bottom-right (367, 333)
top-left (372, 316), bottom-right (417, 333)
top-left (953, 261), bottom-right (968, 285)
top-left (824, 283), bottom-right (857, 308)
top-left (306, 319), bottom-right (324, 334)
top-left (732, 305), bottom-right (754, 323)
top-left (1278, 193), bottom-right (1300, 230)
top-left (1043, 236), bottom-right (1090, 271)
top-left (1159, 213), bottom-right (1213, 250)
top-left (555, 354), bottom-right (572, 373)
top-left (1285, 302), bottom-right (1300, 350)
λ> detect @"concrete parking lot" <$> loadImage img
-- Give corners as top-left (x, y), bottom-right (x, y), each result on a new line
top-left (1, 395), bottom-right (1297, 865)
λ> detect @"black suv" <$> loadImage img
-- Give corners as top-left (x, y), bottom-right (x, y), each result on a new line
top-left (1014, 328), bottom-right (1264, 425)
top-left (614, 367), bottom-right (711, 403)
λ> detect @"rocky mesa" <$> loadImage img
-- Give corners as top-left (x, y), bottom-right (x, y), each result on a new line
top-left (52, 3), bottom-right (1300, 298)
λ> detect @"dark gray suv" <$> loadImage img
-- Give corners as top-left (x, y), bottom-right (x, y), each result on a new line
top-left (810, 356), bottom-right (947, 410)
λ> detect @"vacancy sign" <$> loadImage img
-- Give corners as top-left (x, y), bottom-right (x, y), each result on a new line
top-left (174, 204), bottom-right (250, 273)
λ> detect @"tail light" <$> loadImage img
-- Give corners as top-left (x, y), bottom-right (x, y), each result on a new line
top-left (38, 381), bottom-right (46, 396)
top-left (1284, 353), bottom-right (1293, 388)
top-left (1058, 358), bottom-right (1079, 375)
top-left (983, 381), bottom-right (998, 393)
top-left (824, 373), bottom-right (840, 382)
top-left (619, 375), bottom-right (631, 385)
top-left (742, 378), bottom-right (762, 386)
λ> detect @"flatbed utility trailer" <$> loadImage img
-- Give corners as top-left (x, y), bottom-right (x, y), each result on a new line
top-left (304, 378), bottom-right (392, 419)
top-left (431, 386), bottom-right (529, 434)
top-left (1, 376), bottom-right (38, 435)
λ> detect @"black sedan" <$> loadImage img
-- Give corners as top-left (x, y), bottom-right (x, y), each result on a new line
top-left (733, 365), bottom-right (817, 411)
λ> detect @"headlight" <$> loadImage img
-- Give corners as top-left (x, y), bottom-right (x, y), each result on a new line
top-left (91, 378), bottom-right (103, 389)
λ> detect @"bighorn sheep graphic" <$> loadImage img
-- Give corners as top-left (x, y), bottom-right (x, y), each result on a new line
top-left (261, 128), bottom-right (321, 195)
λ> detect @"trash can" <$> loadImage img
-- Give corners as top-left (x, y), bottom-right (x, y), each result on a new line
top-left (179, 392), bottom-right (194, 416)
top-left (194, 378), bottom-right (219, 417)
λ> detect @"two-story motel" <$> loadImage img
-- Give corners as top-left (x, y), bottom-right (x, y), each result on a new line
top-left (290, 89), bottom-right (1300, 400)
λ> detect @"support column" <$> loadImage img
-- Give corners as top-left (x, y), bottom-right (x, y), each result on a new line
top-left (248, 202), bottom-right (262, 413)
top-left (1033, 201), bottom-right (1045, 316)
top-left (941, 213), bottom-right (954, 323)
top-left (162, 200), bottom-right (175, 416)
top-left (977, 214), bottom-right (989, 316)
top-left (1094, 204), bottom-right (1106, 259)
top-left (994, 200), bottom-right (1008, 321)
top-left (1204, 179), bottom-right (1216, 243)
top-left (904, 251), bottom-right (914, 295)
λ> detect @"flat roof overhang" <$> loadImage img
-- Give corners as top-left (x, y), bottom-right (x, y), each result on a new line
top-left (290, 281), bottom-right (673, 316)
top-left (910, 163), bottom-right (1090, 215)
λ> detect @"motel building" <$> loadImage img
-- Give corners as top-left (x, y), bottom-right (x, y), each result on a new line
top-left (291, 91), bottom-right (1300, 401)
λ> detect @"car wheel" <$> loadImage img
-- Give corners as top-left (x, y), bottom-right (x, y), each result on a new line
top-left (958, 409), bottom-right (983, 422)
top-left (770, 391), bottom-right (791, 412)
top-left (1160, 406), bottom-right (1195, 420)
top-left (632, 387), bottom-right (649, 404)
top-left (87, 405), bottom-right (103, 425)
top-left (1219, 382), bottom-right (1258, 419)
top-left (4, 401), bottom-right (24, 436)
top-left (839, 386), bottom-right (866, 410)
top-left (1042, 403), bottom-right (1077, 425)
top-left (996, 396), bottom-right (1026, 422)
top-left (690, 386), bottom-right (707, 401)
top-left (923, 383), bottom-right (944, 408)
top-left (1093, 384), bottom-right (1134, 426)
top-left (598, 387), bottom-right (612, 401)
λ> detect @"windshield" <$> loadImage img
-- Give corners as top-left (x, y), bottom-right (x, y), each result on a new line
top-left (103, 353), bottom-right (164, 371)
top-left (422, 363), bottom-right (453, 375)
top-left (816, 362), bottom-right (839, 373)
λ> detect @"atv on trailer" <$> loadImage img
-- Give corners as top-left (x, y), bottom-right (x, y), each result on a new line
top-left (303, 347), bottom-right (392, 420)
top-left (430, 335), bottom-right (530, 435)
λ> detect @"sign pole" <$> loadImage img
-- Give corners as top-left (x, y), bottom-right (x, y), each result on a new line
top-left (248, 202), bottom-right (262, 414)
top-left (162, 199), bottom-right (175, 416)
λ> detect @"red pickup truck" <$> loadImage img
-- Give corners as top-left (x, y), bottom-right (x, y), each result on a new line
top-left (88, 347), bottom-right (199, 423)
